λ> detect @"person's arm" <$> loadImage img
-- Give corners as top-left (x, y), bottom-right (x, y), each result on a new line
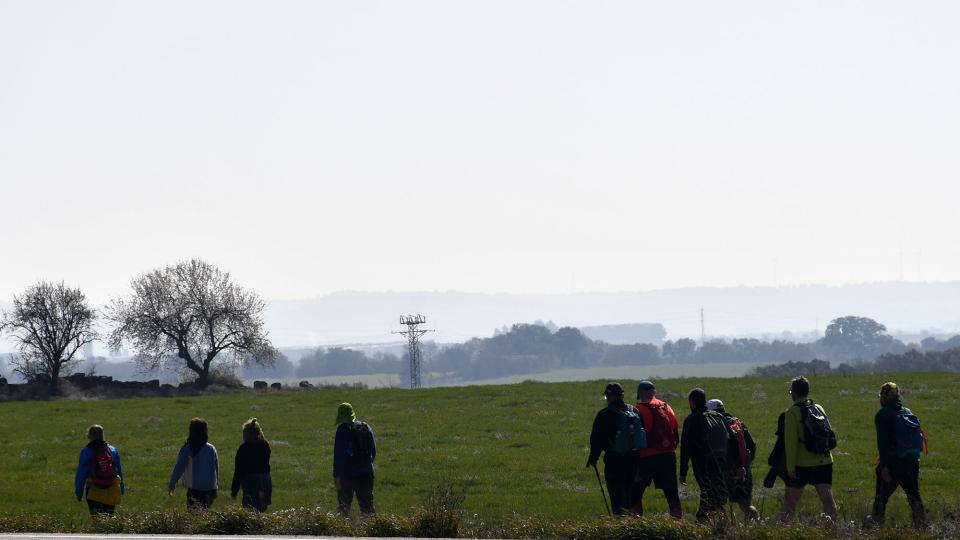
top-left (678, 415), bottom-right (691, 480)
top-left (875, 410), bottom-right (891, 467)
top-left (231, 446), bottom-right (243, 498)
top-left (112, 447), bottom-right (125, 496)
top-left (168, 446), bottom-right (188, 493)
top-left (369, 425), bottom-right (377, 463)
top-left (587, 409), bottom-right (607, 466)
top-left (743, 422), bottom-right (757, 463)
top-left (75, 447), bottom-right (91, 500)
top-left (667, 404), bottom-right (680, 448)
top-left (212, 445), bottom-right (220, 490)
top-left (333, 425), bottom-right (347, 478)
top-left (784, 407), bottom-right (799, 476)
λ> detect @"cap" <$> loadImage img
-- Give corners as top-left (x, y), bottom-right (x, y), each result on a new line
top-left (879, 382), bottom-right (900, 401)
top-left (603, 382), bottom-right (625, 398)
top-left (706, 398), bottom-right (724, 411)
top-left (637, 380), bottom-right (655, 391)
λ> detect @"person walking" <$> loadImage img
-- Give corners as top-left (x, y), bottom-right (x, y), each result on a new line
top-left (780, 377), bottom-right (837, 523)
top-left (871, 382), bottom-right (926, 527)
top-left (679, 388), bottom-right (731, 522)
top-left (74, 424), bottom-right (124, 516)
top-left (631, 380), bottom-right (682, 519)
top-left (231, 418), bottom-right (272, 512)
top-left (169, 417), bottom-right (220, 510)
top-left (334, 402), bottom-right (377, 516)
top-left (587, 382), bottom-right (643, 516)
top-left (707, 399), bottom-right (760, 521)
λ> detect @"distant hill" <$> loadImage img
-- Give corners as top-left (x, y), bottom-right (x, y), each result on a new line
top-left (263, 282), bottom-right (960, 347)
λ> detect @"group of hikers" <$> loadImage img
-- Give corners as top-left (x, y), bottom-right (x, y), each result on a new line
top-left (73, 403), bottom-right (378, 518)
top-left (588, 377), bottom-right (928, 526)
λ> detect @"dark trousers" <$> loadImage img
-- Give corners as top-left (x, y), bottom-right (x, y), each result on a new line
top-left (338, 475), bottom-right (375, 515)
top-left (87, 500), bottom-right (115, 516)
top-left (186, 488), bottom-right (217, 510)
top-left (693, 458), bottom-right (729, 522)
top-left (632, 452), bottom-right (682, 517)
top-left (604, 456), bottom-right (637, 516)
top-left (872, 459), bottom-right (925, 526)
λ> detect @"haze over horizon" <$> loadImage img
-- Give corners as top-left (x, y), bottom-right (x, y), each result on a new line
top-left (3, 2), bottom-right (960, 307)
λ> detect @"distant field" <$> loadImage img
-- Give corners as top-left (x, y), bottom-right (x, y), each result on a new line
top-left (463, 362), bottom-right (759, 386)
top-left (1, 372), bottom-right (955, 528)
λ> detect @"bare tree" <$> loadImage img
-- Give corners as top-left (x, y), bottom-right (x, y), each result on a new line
top-left (0, 282), bottom-right (98, 389)
top-left (108, 259), bottom-right (277, 387)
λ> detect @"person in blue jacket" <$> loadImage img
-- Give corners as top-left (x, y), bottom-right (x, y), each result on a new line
top-left (168, 417), bottom-right (220, 510)
top-left (334, 402), bottom-right (377, 515)
top-left (872, 382), bottom-right (926, 527)
top-left (74, 424), bottom-right (124, 516)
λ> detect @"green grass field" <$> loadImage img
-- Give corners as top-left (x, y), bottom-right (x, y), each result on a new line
top-left (1, 372), bottom-right (956, 528)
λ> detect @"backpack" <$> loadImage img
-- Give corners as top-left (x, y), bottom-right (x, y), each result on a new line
top-left (725, 415), bottom-right (751, 467)
top-left (893, 407), bottom-right (927, 460)
top-left (796, 400), bottom-right (837, 455)
top-left (345, 421), bottom-right (375, 466)
top-left (610, 405), bottom-right (647, 456)
top-left (639, 402), bottom-right (677, 451)
top-left (90, 444), bottom-right (116, 488)
top-left (702, 410), bottom-right (731, 460)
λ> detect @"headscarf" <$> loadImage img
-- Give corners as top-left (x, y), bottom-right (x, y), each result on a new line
top-left (335, 403), bottom-right (356, 426)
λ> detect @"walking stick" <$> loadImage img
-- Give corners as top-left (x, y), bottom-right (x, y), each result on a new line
top-left (592, 463), bottom-right (612, 516)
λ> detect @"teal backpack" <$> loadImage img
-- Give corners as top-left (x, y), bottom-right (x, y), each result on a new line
top-left (893, 407), bottom-right (927, 460)
top-left (610, 404), bottom-right (647, 455)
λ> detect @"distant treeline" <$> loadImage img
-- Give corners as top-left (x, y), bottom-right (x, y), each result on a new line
top-left (4, 316), bottom-right (955, 384)
top-left (752, 346), bottom-right (960, 377)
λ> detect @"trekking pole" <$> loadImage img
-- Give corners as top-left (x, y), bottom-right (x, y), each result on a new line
top-left (592, 463), bottom-right (612, 516)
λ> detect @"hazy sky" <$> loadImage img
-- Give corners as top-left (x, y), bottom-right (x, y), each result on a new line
top-left (2, 1), bottom-right (959, 304)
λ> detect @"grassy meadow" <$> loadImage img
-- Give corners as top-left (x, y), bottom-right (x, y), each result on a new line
top-left (1, 372), bottom-right (957, 529)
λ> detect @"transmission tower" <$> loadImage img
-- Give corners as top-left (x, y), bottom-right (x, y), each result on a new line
top-left (393, 314), bottom-right (433, 389)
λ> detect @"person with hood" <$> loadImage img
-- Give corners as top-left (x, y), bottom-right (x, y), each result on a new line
top-left (871, 382), bottom-right (926, 527)
top-left (334, 402), bottom-right (377, 515)
top-left (631, 380), bottom-right (682, 519)
top-left (74, 424), bottom-right (124, 516)
top-left (780, 377), bottom-right (837, 523)
top-left (169, 417), bottom-right (220, 510)
top-left (587, 382), bottom-right (642, 516)
top-left (679, 388), bottom-right (730, 522)
top-left (707, 399), bottom-right (760, 521)
top-left (231, 418), bottom-right (272, 512)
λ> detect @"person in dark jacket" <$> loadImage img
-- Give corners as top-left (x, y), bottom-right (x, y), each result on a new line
top-left (763, 412), bottom-right (787, 489)
top-left (334, 402), bottom-right (377, 516)
top-left (707, 399), bottom-right (759, 520)
top-left (587, 382), bottom-right (640, 515)
top-left (169, 417), bottom-right (220, 510)
top-left (231, 418), bottom-right (272, 512)
top-left (74, 424), bottom-right (125, 516)
top-left (679, 388), bottom-right (729, 522)
top-left (871, 382), bottom-right (926, 527)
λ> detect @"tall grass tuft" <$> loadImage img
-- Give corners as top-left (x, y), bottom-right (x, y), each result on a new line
top-left (412, 482), bottom-right (466, 538)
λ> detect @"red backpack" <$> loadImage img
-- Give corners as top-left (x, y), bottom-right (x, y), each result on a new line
top-left (725, 416), bottom-right (750, 467)
top-left (639, 402), bottom-right (677, 451)
top-left (90, 444), bottom-right (116, 488)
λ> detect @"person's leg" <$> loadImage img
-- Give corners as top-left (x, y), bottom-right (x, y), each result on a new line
top-left (356, 475), bottom-right (376, 515)
top-left (186, 489), bottom-right (201, 510)
top-left (660, 453), bottom-right (682, 519)
top-left (780, 486), bottom-right (804, 523)
top-left (337, 476), bottom-right (355, 517)
top-left (86, 500), bottom-right (110, 517)
top-left (814, 484), bottom-right (837, 520)
top-left (871, 464), bottom-right (898, 525)
top-left (736, 499), bottom-right (760, 520)
top-left (897, 460), bottom-right (926, 527)
top-left (630, 475), bottom-right (650, 515)
top-left (604, 461), bottom-right (631, 515)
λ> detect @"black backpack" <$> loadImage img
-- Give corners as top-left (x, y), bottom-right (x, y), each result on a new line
top-left (702, 410), bottom-right (731, 460)
top-left (346, 421), bottom-right (375, 466)
top-left (796, 400), bottom-right (837, 455)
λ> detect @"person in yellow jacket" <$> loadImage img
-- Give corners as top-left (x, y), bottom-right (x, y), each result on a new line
top-left (779, 377), bottom-right (837, 523)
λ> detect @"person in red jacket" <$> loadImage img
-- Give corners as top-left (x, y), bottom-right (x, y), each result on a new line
top-left (630, 380), bottom-right (682, 518)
